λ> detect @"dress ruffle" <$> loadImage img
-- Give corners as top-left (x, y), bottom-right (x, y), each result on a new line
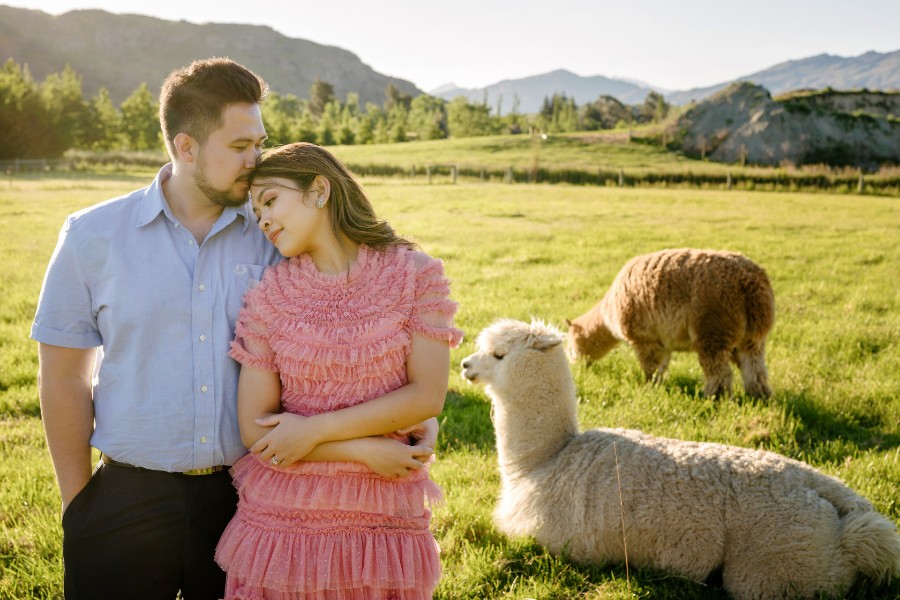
top-left (216, 514), bottom-right (440, 594)
top-left (229, 454), bottom-right (443, 516)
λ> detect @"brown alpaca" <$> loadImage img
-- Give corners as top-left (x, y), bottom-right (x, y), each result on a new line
top-left (566, 248), bottom-right (775, 397)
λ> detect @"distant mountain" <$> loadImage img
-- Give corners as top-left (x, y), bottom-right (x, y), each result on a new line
top-left (666, 51), bottom-right (900, 105)
top-left (432, 51), bottom-right (900, 112)
top-left (0, 5), bottom-right (421, 106)
top-left (431, 69), bottom-right (661, 115)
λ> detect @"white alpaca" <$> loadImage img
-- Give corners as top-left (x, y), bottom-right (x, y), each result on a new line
top-left (461, 319), bottom-right (900, 600)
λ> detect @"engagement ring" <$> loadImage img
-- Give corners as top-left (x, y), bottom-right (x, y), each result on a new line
top-left (271, 456), bottom-right (281, 465)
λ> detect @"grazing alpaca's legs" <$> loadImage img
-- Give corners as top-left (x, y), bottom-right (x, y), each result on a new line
top-left (634, 343), bottom-right (671, 384)
top-left (697, 348), bottom-right (734, 397)
top-left (735, 340), bottom-right (772, 398)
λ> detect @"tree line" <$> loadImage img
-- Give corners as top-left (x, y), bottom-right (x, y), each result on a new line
top-left (0, 59), bottom-right (671, 160)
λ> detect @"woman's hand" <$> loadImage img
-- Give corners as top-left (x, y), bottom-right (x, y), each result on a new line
top-left (250, 413), bottom-right (322, 468)
top-left (357, 437), bottom-right (433, 478)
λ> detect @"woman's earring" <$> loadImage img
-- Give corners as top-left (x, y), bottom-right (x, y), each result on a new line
top-left (316, 197), bottom-right (326, 209)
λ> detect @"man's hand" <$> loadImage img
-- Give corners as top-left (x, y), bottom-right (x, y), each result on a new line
top-left (396, 417), bottom-right (439, 449)
top-left (358, 437), bottom-right (433, 478)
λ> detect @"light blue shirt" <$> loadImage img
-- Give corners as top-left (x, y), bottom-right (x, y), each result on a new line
top-left (31, 164), bottom-right (282, 471)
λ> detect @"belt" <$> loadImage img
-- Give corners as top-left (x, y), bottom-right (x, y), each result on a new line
top-left (101, 454), bottom-right (229, 476)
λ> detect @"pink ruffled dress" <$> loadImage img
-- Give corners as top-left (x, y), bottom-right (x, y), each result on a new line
top-left (215, 245), bottom-right (463, 600)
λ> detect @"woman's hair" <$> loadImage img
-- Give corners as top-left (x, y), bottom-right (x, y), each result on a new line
top-left (160, 57), bottom-right (268, 157)
top-left (251, 143), bottom-right (417, 251)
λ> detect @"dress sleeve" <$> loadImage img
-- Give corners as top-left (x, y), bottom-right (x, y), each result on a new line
top-left (229, 277), bottom-right (278, 372)
top-left (409, 253), bottom-right (464, 348)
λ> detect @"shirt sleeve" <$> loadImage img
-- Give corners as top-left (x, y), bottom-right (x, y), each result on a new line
top-left (228, 277), bottom-right (278, 372)
top-left (408, 253), bottom-right (464, 348)
top-left (30, 217), bottom-right (102, 348)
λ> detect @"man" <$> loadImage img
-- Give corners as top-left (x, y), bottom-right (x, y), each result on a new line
top-left (31, 57), bottom-right (280, 599)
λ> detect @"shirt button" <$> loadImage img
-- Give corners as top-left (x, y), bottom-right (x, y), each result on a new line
top-left (199, 335), bottom-right (206, 342)
top-left (201, 385), bottom-right (208, 392)
top-left (198, 284), bottom-right (206, 292)
top-left (174, 223), bottom-right (180, 229)
top-left (188, 239), bottom-right (194, 246)
top-left (200, 436), bottom-right (207, 443)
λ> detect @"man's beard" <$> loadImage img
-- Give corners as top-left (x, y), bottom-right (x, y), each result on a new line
top-left (194, 158), bottom-right (249, 208)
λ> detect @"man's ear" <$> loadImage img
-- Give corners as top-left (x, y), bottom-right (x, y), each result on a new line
top-left (312, 175), bottom-right (331, 202)
top-left (173, 132), bottom-right (198, 164)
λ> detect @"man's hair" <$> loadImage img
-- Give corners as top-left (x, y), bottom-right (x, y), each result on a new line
top-left (159, 57), bottom-right (268, 156)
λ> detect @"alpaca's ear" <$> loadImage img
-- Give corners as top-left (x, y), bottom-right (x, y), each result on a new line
top-left (565, 318), bottom-right (572, 327)
top-left (531, 334), bottom-right (563, 351)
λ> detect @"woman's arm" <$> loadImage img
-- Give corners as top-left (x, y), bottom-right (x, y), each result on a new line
top-left (237, 362), bottom-right (440, 473)
top-left (236, 365), bottom-right (281, 449)
top-left (250, 332), bottom-right (449, 466)
top-left (307, 436), bottom-right (434, 478)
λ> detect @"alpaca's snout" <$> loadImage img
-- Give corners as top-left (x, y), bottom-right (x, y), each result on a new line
top-left (460, 355), bottom-right (479, 382)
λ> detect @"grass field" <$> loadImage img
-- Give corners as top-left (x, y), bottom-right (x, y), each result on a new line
top-left (1, 173), bottom-right (898, 598)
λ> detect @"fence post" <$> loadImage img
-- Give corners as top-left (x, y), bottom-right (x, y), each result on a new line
top-left (618, 169), bottom-right (624, 187)
top-left (857, 170), bottom-right (864, 194)
top-left (426, 165), bottom-right (432, 185)
top-left (410, 164), bottom-right (416, 179)
top-left (452, 165), bottom-right (458, 185)
top-left (505, 166), bottom-right (513, 184)
top-left (480, 167), bottom-right (485, 181)
top-left (727, 171), bottom-right (733, 190)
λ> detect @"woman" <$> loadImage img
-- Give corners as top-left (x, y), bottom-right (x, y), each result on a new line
top-left (215, 142), bottom-right (463, 599)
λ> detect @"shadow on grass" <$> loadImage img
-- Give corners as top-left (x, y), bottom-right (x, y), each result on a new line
top-left (663, 372), bottom-right (705, 399)
top-left (485, 539), bottom-right (727, 600)
top-left (438, 388), bottom-right (494, 453)
top-left (484, 540), bottom-right (900, 600)
top-left (780, 389), bottom-right (900, 456)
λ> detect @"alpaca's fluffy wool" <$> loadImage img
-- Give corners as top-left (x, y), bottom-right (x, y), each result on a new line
top-left (462, 319), bottom-right (900, 600)
top-left (566, 248), bottom-right (774, 397)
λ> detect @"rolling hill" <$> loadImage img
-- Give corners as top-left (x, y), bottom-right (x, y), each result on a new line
top-left (0, 4), bottom-right (422, 106)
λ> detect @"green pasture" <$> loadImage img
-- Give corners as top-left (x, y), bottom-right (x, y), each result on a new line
top-left (332, 131), bottom-right (699, 174)
top-left (1, 174), bottom-right (898, 598)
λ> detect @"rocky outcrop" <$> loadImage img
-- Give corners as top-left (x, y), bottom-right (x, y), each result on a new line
top-left (672, 82), bottom-right (900, 168)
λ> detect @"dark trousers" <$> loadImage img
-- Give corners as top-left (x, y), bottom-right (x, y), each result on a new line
top-left (62, 462), bottom-right (237, 600)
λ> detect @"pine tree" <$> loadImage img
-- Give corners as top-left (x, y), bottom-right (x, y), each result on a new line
top-left (120, 83), bottom-right (160, 150)
top-left (83, 87), bottom-right (123, 149)
top-left (309, 77), bottom-right (335, 117)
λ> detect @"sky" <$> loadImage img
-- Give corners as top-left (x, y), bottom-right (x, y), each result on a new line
top-left (6, 0), bottom-right (900, 92)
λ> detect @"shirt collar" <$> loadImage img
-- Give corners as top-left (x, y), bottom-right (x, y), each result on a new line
top-left (136, 163), bottom-right (174, 228)
top-left (136, 163), bottom-right (254, 234)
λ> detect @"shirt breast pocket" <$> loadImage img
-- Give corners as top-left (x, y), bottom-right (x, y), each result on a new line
top-left (227, 263), bottom-right (269, 321)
